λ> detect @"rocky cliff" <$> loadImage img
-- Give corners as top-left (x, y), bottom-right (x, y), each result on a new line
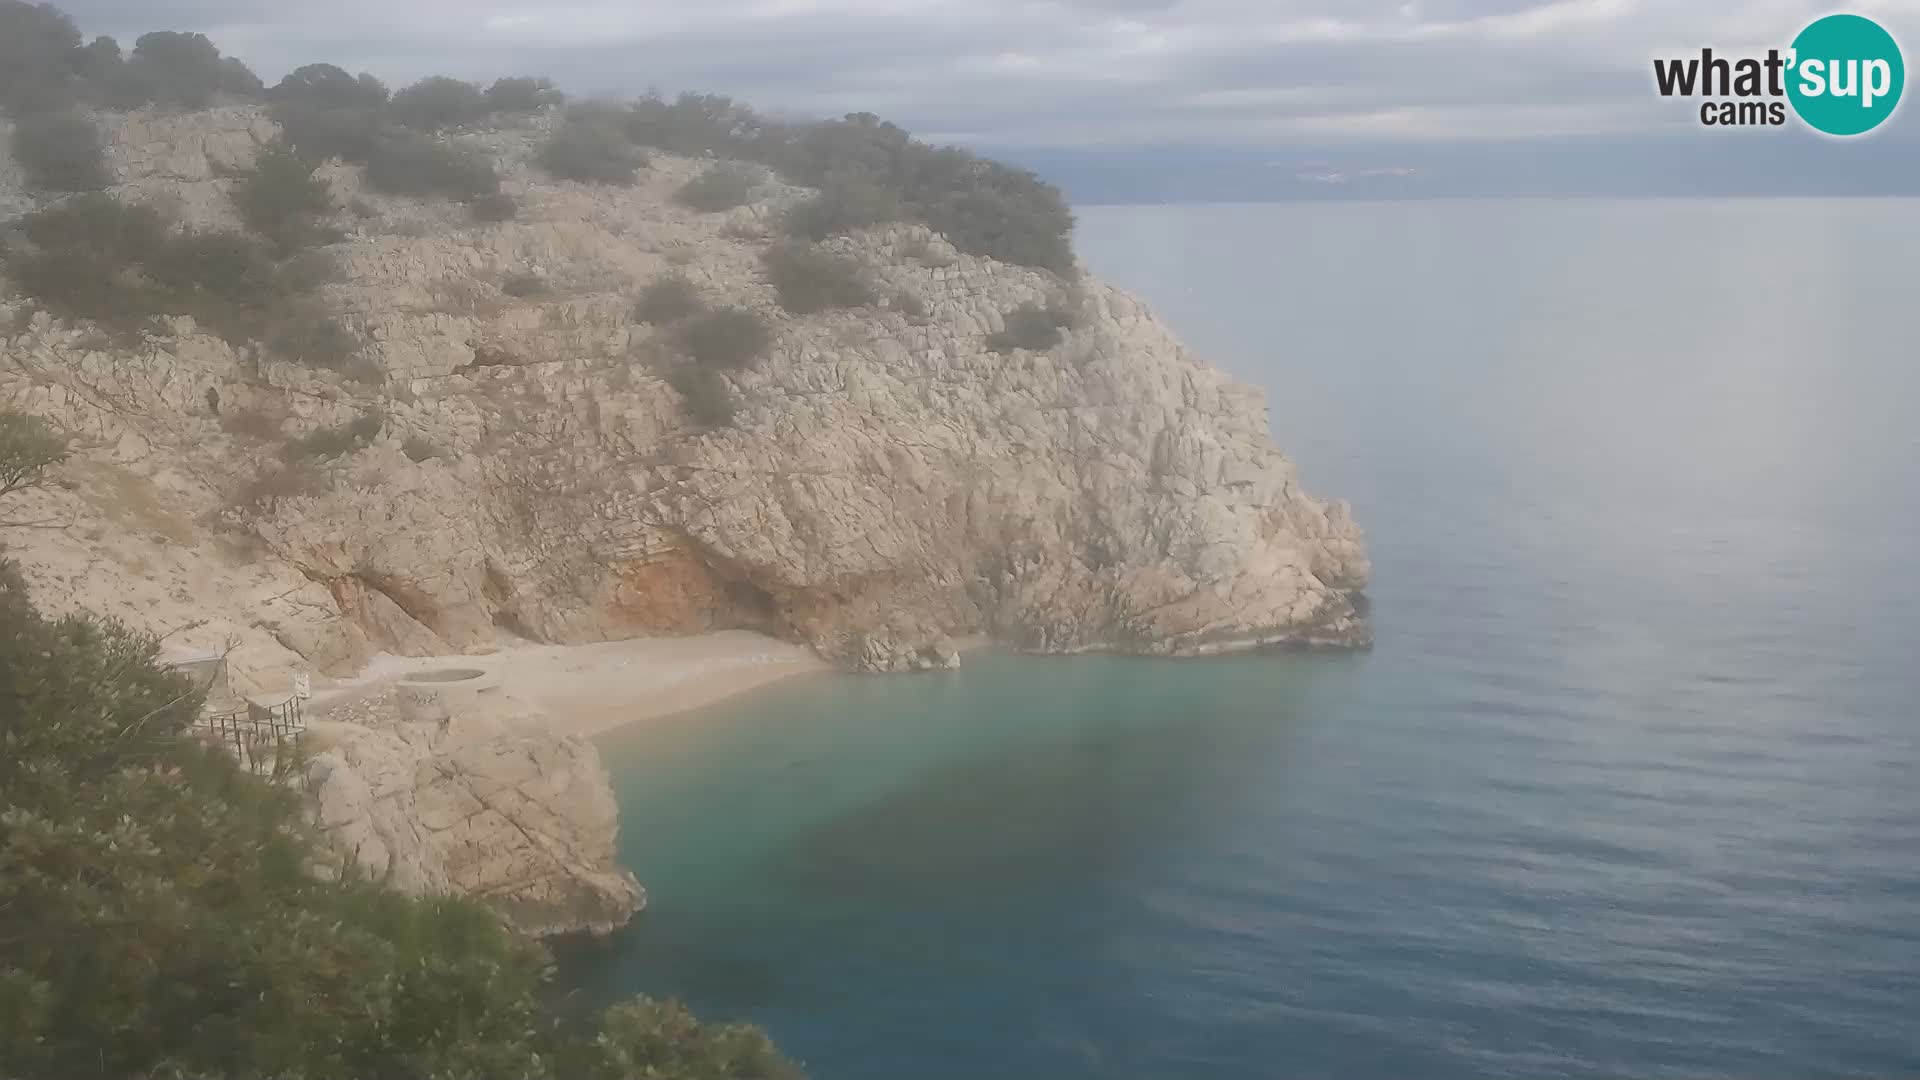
top-left (305, 671), bottom-right (643, 937)
top-left (0, 105), bottom-right (1366, 929)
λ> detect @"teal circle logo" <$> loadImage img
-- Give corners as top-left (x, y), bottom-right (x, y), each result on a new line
top-left (1787, 14), bottom-right (1904, 136)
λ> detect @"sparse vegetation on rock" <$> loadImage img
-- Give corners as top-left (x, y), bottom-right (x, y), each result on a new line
top-left (675, 162), bottom-right (764, 212)
top-left (388, 75), bottom-right (488, 130)
top-left (987, 300), bottom-right (1075, 353)
top-left (667, 364), bottom-right (736, 428)
top-left (484, 76), bottom-right (560, 114)
top-left (8, 109), bottom-right (109, 192)
top-left (231, 140), bottom-right (341, 253)
top-left (363, 135), bottom-right (499, 202)
top-left (269, 62), bottom-right (389, 109)
top-left (762, 241), bottom-right (875, 315)
top-left (1, 191), bottom-right (362, 364)
top-left (679, 306), bottom-right (772, 370)
top-left (538, 115), bottom-right (646, 185)
top-left (634, 272), bottom-right (703, 324)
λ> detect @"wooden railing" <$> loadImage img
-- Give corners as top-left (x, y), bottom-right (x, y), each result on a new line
top-left (195, 696), bottom-right (305, 772)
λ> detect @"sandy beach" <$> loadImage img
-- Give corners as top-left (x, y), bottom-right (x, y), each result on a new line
top-left (309, 630), bottom-right (831, 736)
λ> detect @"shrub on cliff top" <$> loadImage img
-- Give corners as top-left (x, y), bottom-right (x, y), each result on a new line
top-left (272, 101), bottom-right (387, 163)
top-left (363, 135), bottom-right (499, 202)
top-left (0, 1), bottom-right (84, 115)
top-left (9, 109), bottom-right (110, 192)
top-left (538, 119), bottom-right (646, 185)
top-left (679, 306), bottom-right (772, 370)
top-left (114, 30), bottom-right (260, 110)
top-left (388, 74), bottom-right (488, 130)
top-left (485, 75), bottom-right (561, 114)
top-left (762, 240), bottom-right (875, 315)
top-left (675, 161), bottom-right (764, 212)
top-left (270, 62), bottom-right (389, 109)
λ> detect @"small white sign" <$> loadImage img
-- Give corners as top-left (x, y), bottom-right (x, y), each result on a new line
top-left (291, 671), bottom-right (311, 700)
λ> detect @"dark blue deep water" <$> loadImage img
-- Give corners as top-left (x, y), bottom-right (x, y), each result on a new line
top-left (574, 200), bottom-right (1920, 1078)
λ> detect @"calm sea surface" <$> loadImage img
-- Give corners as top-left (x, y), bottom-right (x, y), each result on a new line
top-left (572, 200), bottom-right (1920, 1078)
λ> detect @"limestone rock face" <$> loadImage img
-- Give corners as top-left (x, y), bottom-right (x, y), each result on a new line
top-left (0, 106), bottom-right (1369, 690)
top-left (303, 676), bottom-right (644, 937)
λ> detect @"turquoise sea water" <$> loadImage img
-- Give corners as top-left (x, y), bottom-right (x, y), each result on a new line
top-left (572, 200), bottom-right (1920, 1078)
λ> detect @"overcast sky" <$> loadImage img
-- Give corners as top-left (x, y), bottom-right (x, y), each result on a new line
top-left (49, 0), bottom-right (1920, 147)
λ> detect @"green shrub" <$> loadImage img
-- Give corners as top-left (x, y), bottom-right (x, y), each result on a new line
top-left (675, 162), bottom-right (764, 212)
top-left (484, 76), bottom-right (559, 114)
top-left (783, 179), bottom-right (904, 240)
top-left (537, 120), bottom-right (644, 185)
top-left (3, 195), bottom-right (166, 328)
top-left (9, 109), bottom-right (110, 192)
top-left (389, 75), bottom-right (487, 129)
top-left (624, 91), bottom-right (758, 155)
top-left (231, 141), bottom-right (340, 253)
top-left (679, 306), bottom-right (771, 370)
top-left (758, 113), bottom-right (1076, 273)
top-left (0, 1), bottom-right (84, 115)
top-left (987, 300), bottom-right (1074, 353)
top-left (667, 363), bottom-right (736, 427)
top-left (2, 194), bottom-right (355, 359)
top-left (501, 271), bottom-right (547, 298)
top-left (67, 34), bottom-right (122, 91)
top-left (17, 192), bottom-right (164, 260)
top-left (469, 191), bottom-right (517, 222)
top-left (269, 63), bottom-right (389, 108)
top-left (762, 241), bottom-right (874, 315)
top-left (271, 103), bottom-right (386, 163)
top-left (633, 272), bottom-right (702, 324)
top-left (892, 289), bottom-right (929, 319)
top-left (119, 30), bottom-right (257, 109)
top-left (0, 410), bottom-right (68, 500)
top-left (143, 229), bottom-right (280, 317)
top-left (363, 136), bottom-right (499, 201)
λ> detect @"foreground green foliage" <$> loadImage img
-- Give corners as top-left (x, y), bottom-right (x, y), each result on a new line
top-left (0, 433), bottom-right (802, 1077)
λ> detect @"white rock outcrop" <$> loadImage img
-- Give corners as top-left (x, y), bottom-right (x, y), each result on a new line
top-left (304, 672), bottom-right (643, 937)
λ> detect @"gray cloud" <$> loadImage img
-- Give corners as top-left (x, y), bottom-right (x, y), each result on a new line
top-left (47, 0), bottom-right (1920, 147)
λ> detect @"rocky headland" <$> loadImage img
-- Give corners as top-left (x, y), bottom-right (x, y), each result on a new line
top-left (0, 104), bottom-right (1367, 935)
